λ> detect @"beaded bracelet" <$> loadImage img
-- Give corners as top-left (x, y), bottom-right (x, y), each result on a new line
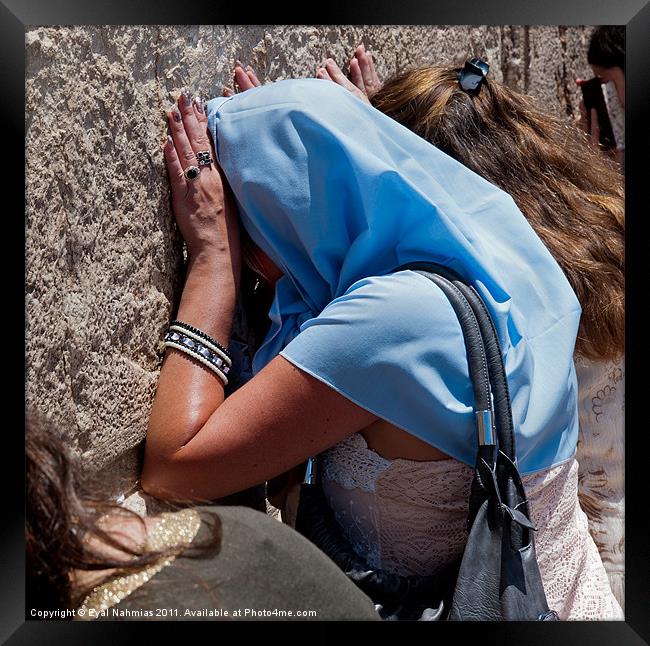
top-left (168, 325), bottom-right (232, 368)
top-left (170, 320), bottom-right (232, 364)
top-left (164, 330), bottom-right (229, 386)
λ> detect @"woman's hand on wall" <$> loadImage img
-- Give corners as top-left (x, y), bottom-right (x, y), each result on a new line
top-left (163, 88), bottom-right (241, 271)
top-left (316, 43), bottom-right (382, 105)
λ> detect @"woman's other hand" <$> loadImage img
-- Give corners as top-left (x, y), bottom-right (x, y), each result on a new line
top-left (163, 88), bottom-right (241, 273)
top-left (316, 43), bottom-right (382, 105)
top-left (348, 43), bottom-right (382, 99)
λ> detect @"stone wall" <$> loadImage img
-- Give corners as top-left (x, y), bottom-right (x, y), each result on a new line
top-left (25, 25), bottom-right (594, 495)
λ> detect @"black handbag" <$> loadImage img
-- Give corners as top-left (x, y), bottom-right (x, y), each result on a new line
top-left (294, 261), bottom-right (560, 621)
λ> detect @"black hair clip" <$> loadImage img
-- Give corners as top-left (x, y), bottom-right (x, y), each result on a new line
top-left (458, 58), bottom-right (490, 94)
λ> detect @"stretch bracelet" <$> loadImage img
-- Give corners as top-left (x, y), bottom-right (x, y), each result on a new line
top-left (170, 320), bottom-right (232, 364)
top-left (169, 321), bottom-right (232, 364)
top-left (164, 338), bottom-right (229, 386)
top-left (169, 325), bottom-right (232, 368)
top-left (164, 331), bottom-right (230, 386)
top-left (164, 330), bottom-right (231, 374)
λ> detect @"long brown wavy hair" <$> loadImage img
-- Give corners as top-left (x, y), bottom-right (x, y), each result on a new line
top-left (26, 411), bottom-right (222, 613)
top-left (371, 66), bottom-right (624, 361)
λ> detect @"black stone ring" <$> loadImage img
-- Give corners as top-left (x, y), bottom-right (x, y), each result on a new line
top-left (196, 150), bottom-right (213, 166)
top-left (184, 165), bottom-right (201, 181)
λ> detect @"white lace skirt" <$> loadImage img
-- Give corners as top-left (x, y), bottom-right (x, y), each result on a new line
top-left (320, 433), bottom-right (623, 621)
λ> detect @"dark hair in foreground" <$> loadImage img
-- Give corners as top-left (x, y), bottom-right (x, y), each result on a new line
top-left (588, 26), bottom-right (625, 71)
top-left (371, 66), bottom-right (624, 361)
top-left (26, 411), bottom-right (222, 612)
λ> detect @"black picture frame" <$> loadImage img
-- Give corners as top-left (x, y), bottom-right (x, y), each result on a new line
top-left (4, 0), bottom-right (648, 643)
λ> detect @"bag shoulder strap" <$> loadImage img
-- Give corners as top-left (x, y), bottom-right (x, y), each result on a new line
top-left (391, 261), bottom-right (515, 463)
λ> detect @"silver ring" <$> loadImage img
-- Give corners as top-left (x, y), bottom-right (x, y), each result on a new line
top-left (196, 151), bottom-right (213, 167)
top-left (184, 165), bottom-right (201, 181)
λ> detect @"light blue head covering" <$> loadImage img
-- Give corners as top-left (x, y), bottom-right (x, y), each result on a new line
top-left (206, 78), bottom-right (582, 474)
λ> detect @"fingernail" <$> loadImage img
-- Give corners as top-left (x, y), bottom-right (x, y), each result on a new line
top-left (246, 65), bottom-right (254, 72)
top-left (171, 105), bottom-right (181, 122)
top-left (181, 87), bottom-right (193, 106)
top-left (235, 59), bottom-right (243, 67)
top-left (167, 135), bottom-right (174, 148)
top-left (193, 96), bottom-right (204, 113)
top-left (326, 58), bottom-right (334, 65)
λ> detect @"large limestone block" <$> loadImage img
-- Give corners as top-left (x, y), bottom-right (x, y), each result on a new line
top-left (25, 25), bottom-right (594, 494)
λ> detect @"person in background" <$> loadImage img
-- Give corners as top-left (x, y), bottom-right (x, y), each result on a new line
top-left (26, 411), bottom-right (380, 620)
top-left (576, 26), bottom-right (625, 169)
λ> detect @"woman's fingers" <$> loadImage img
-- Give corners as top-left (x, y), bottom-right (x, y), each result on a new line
top-left (355, 43), bottom-right (381, 96)
top-left (245, 65), bottom-right (262, 87)
top-left (316, 66), bottom-right (333, 81)
top-left (324, 58), bottom-right (357, 92)
top-left (176, 89), bottom-right (213, 158)
top-left (355, 44), bottom-right (374, 88)
top-left (192, 95), bottom-right (207, 123)
top-left (367, 54), bottom-right (381, 91)
top-left (162, 135), bottom-right (187, 191)
top-left (318, 59), bottom-right (371, 104)
top-left (234, 64), bottom-right (256, 91)
top-left (194, 95), bottom-right (219, 168)
top-left (167, 105), bottom-right (196, 171)
top-left (348, 57), bottom-right (365, 92)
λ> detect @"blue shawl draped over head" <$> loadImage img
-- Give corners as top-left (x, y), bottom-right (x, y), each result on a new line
top-left (206, 79), bottom-right (582, 475)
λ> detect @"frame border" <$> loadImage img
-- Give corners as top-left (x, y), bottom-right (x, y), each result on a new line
top-left (5, 0), bottom-right (648, 642)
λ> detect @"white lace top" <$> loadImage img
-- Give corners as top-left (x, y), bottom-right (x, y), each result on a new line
top-left (321, 433), bottom-right (623, 621)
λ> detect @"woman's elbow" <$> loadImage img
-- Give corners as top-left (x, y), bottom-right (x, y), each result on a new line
top-left (140, 445), bottom-right (190, 501)
top-left (141, 457), bottom-right (178, 500)
top-left (140, 446), bottom-right (228, 502)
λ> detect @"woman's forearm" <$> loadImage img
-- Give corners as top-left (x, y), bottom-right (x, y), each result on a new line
top-left (142, 89), bottom-right (246, 496)
top-left (146, 245), bottom-right (238, 458)
top-left (177, 248), bottom-right (238, 345)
